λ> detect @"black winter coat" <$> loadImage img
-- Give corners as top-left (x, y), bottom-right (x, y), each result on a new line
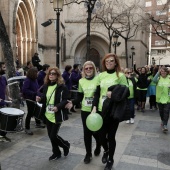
top-left (40, 83), bottom-right (69, 123)
top-left (102, 84), bottom-right (130, 122)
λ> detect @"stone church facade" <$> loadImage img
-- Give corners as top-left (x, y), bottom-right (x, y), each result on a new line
top-left (0, 0), bottom-right (148, 71)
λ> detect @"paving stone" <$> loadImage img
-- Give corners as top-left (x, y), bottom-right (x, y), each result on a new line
top-left (116, 162), bottom-right (164, 170)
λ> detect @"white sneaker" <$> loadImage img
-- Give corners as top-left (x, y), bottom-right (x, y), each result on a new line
top-left (126, 120), bottom-right (130, 124)
top-left (130, 118), bottom-right (134, 124)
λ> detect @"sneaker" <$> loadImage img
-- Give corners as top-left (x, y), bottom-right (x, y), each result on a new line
top-left (130, 118), bottom-right (134, 124)
top-left (35, 124), bottom-right (45, 128)
top-left (0, 136), bottom-right (11, 142)
top-left (25, 129), bottom-right (33, 135)
top-left (126, 120), bottom-right (130, 124)
top-left (84, 153), bottom-right (92, 164)
top-left (63, 141), bottom-right (70, 156)
top-left (104, 160), bottom-right (114, 170)
top-left (162, 125), bottom-right (168, 132)
top-left (49, 154), bottom-right (61, 161)
top-left (102, 150), bottom-right (109, 164)
top-left (94, 146), bottom-right (101, 156)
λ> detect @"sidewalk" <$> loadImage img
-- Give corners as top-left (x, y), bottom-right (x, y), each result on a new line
top-left (0, 103), bottom-right (170, 170)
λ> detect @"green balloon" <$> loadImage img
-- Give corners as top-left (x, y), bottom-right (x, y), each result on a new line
top-left (86, 113), bottom-right (103, 131)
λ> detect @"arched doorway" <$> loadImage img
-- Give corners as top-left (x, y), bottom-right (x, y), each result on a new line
top-left (89, 48), bottom-right (100, 69)
top-left (16, 0), bottom-right (37, 65)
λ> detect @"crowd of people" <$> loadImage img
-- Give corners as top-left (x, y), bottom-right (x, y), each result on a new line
top-left (0, 52), bottom-right (170, 170)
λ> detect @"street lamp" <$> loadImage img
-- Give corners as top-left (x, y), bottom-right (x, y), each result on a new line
top-left (129, 46), bottom-right (135, 67)
top-left (112, 34), bottom-right (121, 54)
top-left (50, 0), bottom-right (64, 68)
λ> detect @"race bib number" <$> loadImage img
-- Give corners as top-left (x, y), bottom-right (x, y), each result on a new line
top-left (101, 96), bottom-right (107, 105)
top-left (46, 104), bottom-right (55, 113)
top-left (84, 97), bottom-right (93, 107)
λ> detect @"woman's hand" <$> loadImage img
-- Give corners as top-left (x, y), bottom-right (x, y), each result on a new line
top-left (107, 91), bottom-right (112, 98)
top-left (36, 96), bottom-right (41, 102)
top-left (91, 106), bottom-right (96, 114)
top-left (52, 106), bottom-right (58, 112)
top-left (65, 100), bottom-right (73, 109)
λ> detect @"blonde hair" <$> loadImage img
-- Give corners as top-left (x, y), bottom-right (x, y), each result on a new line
top-left (82, 61), bottom-right (97, 78)
top-left (44, 67), bottom-right (64, 85)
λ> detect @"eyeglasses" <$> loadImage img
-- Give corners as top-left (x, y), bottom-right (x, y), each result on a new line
top-left (85, 67), bottom-right (93, 71)
top-left (49, 72), bottom-right (57, 76)
top-left (105, 59), bottom-right (115, 63)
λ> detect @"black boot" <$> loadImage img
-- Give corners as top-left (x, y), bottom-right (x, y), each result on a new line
top-left (104, 160), bottom-right (114, 170)
top-left (102, 150), bottom-right (109, 164)
top-left (84, 153), bottom-right (92, 164)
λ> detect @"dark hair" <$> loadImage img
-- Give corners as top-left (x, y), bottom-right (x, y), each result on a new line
top-left (73, 64), bottom-right (79, 70)
top-left (42, 64), bottom-right (50, 71)
top-left (26, 67), bottom-right (38, 80)
top-left (102, 53), bottom-right (121, 77)
top-left (65, 65), bottom-right (72, 72)
top-left (27, 61), bottom-right (31, 66)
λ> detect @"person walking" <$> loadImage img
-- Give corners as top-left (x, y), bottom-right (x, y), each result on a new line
top-left (124, 68), bottom-right (137, 124)
top-left (70, 64), bottom-right (81, 111)
top-left (0, 62), bottom-right (11, 142)
top-left (66, 61), bottom-right (101, 164)
top-left (36, 67), bottom-right (70, 161)
top-left (133, 61), bottom-right (152, 112)
top-left (91, 53), bottom-right (129, 170)
top-left (22, 67), bottom-right (45, 135)
top-left (153, 66), bottom-right (170, 132)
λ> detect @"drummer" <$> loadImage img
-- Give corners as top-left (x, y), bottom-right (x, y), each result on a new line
top-left (0, 62), bottom-right (11, 142)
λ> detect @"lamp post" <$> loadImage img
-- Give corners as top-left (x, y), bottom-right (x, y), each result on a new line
top-left (112, 34), bottom-right (121, 54)
top-left (130, 46), bottom-right (135, 67)
top-left (86, 0), bottom-right (96, 61)
top-left (50, 0), bottom-right (64, 68)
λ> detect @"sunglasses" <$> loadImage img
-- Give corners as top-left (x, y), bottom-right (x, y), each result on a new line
top-left (125, 72), bottom-right (132, 74)
top-left (85, 67), bottom-right (93, 71)
top-left (105, 59), bottom-right (115, 63)
top-left (49, 72), bottom-right (57, 76)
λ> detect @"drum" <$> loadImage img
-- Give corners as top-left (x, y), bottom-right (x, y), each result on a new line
top-left (0, 108), bottom-right (24, 132)
top-left (33, 102), bottom-right (42, 120)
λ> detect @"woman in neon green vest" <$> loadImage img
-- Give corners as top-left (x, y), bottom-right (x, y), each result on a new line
top-left (153, 67), bottom-right (170, 132)
top-left (36, 67), bottom-right (70, 161)
top-left (91, 53), bottom-right (128, 170)
top-left (66, 61), bottom-right (101, 164)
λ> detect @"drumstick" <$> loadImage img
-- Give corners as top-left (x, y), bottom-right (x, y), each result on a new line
top-left (3, 100), bottom-right (12, 103)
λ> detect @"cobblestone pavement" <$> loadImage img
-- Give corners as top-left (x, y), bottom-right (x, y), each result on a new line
top-left (0, 102), bottom-right (170, 170)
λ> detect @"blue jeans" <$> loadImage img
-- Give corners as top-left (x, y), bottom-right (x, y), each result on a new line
top-left (128, 98), bottom-right (135, 118)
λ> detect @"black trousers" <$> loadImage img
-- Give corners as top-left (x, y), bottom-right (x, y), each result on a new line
top-left (81, 111), bottom-right (101, 155)
top-left (0, 106), bottom-right (7, 136)
top-left (46, 118), bottom-right (68, 155)
top-left (25, 100), bottom-right (41, 129)
top-left (158, 103), bottom-right (170, 126)
top-left (99, 114), bottom-right (119, 162)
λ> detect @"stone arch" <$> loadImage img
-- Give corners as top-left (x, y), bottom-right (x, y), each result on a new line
top-left (69, 31), bottom-right (109, 58)
top-left (15, 0), bottom-right (37, 65)
top-left (73, 33), bottom-right (109, 69)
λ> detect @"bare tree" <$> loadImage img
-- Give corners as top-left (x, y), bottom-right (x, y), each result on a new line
top-left (65, 0), bottom-right (97, 60)
top-left (94, 0), bottom-right (144, 67)
top-left (143, 1), bottom-right (170, 43)
top-left (0, 12), bottom-right (20, 108)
